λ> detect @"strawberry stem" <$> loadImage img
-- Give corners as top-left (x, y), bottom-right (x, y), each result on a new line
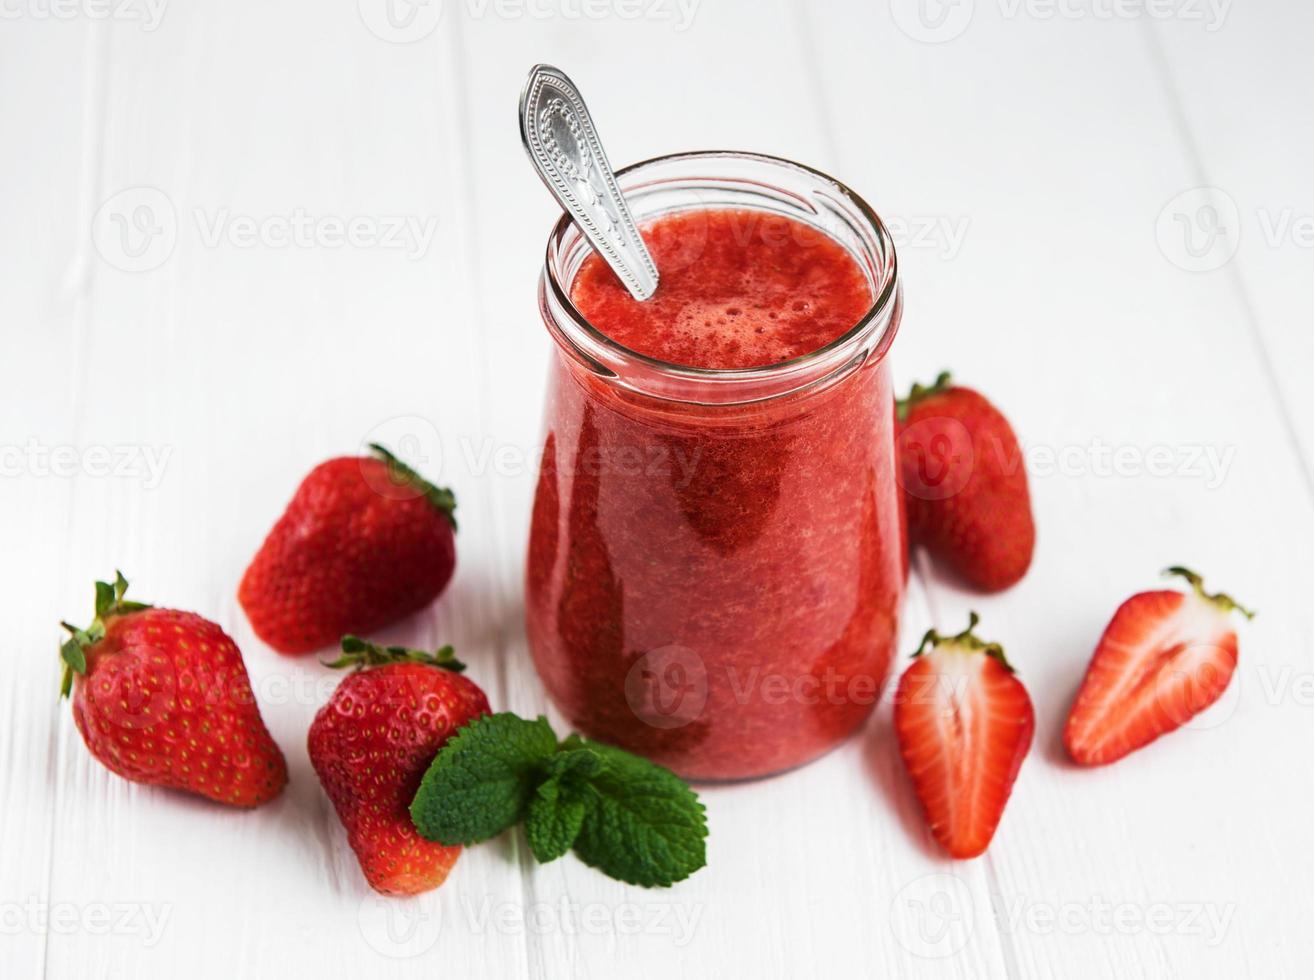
top-left (324, 635), bottom-right (467, 673)
top-left (1163, 566), bottom-right (1255, 620)
top-left (369, 442), bottom-right (458, 531)
top-left (911, 610), bottom-right (1017, 672)
top-left (895, 370), bottom-right (953, 423)
top-left (58, 571), bottom-right (151, 698)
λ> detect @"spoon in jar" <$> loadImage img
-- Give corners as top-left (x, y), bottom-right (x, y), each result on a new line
top-left (519, 64), bottom-right (660, 301)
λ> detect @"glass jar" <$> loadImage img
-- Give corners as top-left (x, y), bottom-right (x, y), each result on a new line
top-left (525, 151), bottom-right (904, 781)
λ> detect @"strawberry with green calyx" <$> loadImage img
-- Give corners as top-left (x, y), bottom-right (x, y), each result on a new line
top-left (59, 572), bottom-right (150, 697)
top-left (410, 713), bottom-right (708, 888)
top-left (60, 572), bottom-right (287, 808)
top-left (896, 371), bottom-right (1035, 592)
top-left (893, 612), bottom-right (1034, 859)
top-left (369, 443), bottom-right (458, 531)
top-left (322, 633), bottom-right (468, 672)
top-left (1064, 567), bottom-right (1254, 766)
top-left (308, 635), bottom-right (489, 896)
top-left (239, 442), bottom-right (459, 655)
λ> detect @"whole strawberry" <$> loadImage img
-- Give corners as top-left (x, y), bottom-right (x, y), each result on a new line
top-left (308, 636), bottom-right (489, 895)
top-left (59, 572), bottom-right (287, 807)
top-left (897, 372), bottom-right (1035, 592)
top-left (1065, 567), bottom-right (1253, 766)
top-left (239, 444), bottom-right (457, 655)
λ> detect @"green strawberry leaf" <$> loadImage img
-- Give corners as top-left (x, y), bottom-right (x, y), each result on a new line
top-left (324, 635), bottom-right (466, 673)
top-left (410, 713), bottom-right (558, 846)
top-left (369, 442), bottom-right (458, 531)
top-left (567, 739), bottom-right (708, 888)
top-left (58, 572), bottom-right (149, 699)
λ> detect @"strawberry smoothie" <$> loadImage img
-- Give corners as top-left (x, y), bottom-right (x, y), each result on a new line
top-left (527, 177), bottom-right (903, 781)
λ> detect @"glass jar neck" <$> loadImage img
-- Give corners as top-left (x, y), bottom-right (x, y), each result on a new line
top-left (539, 150), bottom-right (901, 407)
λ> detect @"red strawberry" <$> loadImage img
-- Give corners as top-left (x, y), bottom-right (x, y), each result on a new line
top-left (308, 636), bottom-right (489, 895)
top-left (59, 572), bottom-right (287, 807)
top-left (897, 372), bottom-right (1035, 591)
top-left (1064, 567), bottom-right (1253, 766)
top-left (239, 444), bottom-right (457, 655)
top-left (893, 613), bottom-right (1034, 859)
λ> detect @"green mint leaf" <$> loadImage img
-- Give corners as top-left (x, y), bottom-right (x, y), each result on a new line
top-left (410, 713), bottom-right (558, 846)
top-left (543, 745), bottom-right (605, 782)
top-left (525, 773), bottom-right (593, 864)
top-left (568, 740), bottom-right (707, 888)
top-left (523, 747), bottom-right (605, 862)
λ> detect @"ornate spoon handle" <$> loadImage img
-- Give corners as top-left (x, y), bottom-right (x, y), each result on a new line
top-left (519, 64), bottom-right (659, 301)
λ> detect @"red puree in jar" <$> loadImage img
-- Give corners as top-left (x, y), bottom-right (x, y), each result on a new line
top-left (570, 210), bottom-right (874, 369)
top-left (526, 207), bottom-right (904, 780)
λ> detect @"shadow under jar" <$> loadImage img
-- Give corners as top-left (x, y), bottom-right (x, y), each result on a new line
top-left (525, 151), bottom-right (905, 781)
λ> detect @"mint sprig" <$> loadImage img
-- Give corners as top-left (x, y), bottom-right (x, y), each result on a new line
top-left (409, 713), bottom-right (708, 888)
top-left (410, 713), bottom-right (558, 844)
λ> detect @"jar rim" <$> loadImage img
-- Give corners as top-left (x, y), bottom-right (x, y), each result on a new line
top-left (540, 150), bottom-right (901, 401)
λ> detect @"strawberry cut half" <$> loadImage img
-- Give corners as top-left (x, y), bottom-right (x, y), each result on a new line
top-left (1064, 567), bottom-right (1255, 766)
top-left (893, 613), bottom-right (1035, 859)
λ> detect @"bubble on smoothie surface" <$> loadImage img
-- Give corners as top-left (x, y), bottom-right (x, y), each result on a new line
top-left (570, 209), bottom-right (873, 371)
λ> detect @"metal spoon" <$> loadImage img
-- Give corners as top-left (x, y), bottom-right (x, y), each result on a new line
top-left (519, 64), bottom-right (660, 301)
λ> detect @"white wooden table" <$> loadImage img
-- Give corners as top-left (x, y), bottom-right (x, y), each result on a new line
top-left (4, 1), bottom-right (1312, 976)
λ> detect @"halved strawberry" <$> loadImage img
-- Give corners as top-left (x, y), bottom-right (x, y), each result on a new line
top-left (893, 613), bottom-right (1034, 859)
top-left (1064, 567), bottom-right (1254, 766)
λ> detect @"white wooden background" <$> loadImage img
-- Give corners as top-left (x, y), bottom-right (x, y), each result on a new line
top-left (3, 0), bottom-right (1313, 976)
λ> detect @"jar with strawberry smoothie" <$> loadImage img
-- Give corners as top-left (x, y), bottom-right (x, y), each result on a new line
top-left (525, 151), bottom-right (904, 781)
